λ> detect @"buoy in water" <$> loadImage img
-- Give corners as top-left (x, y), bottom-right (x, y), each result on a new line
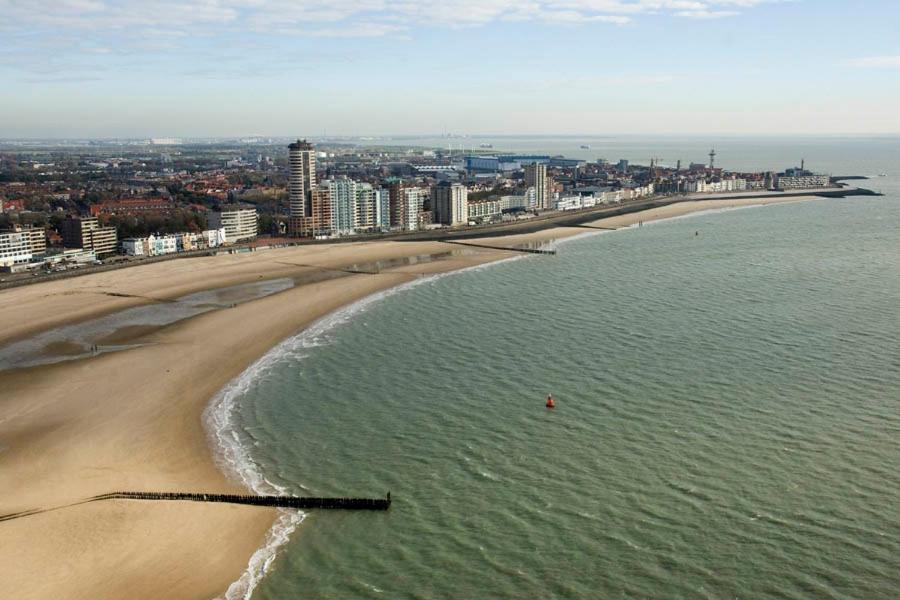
top-left (546, 394), bottom-right (555, 409)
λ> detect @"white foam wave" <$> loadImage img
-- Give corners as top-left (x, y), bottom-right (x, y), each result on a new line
top-left (204, 255), bottom-right (525, 599)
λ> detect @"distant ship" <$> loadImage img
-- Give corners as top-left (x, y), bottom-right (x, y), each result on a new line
top-left (580, 144), bottom-right (591, 149)
top-left (479, 143), bottom-right (493, 149)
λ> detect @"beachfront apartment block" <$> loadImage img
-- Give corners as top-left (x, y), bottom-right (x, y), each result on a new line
top-left (289, 139), bottom-right (316, 219)
top-left (60, 216), bottom-right (118, 257)
top-left (775, 174), bottom-right (830, 190)
top-left (682, 179), bottom-right (748, 193)
top-left (432, 183), bottom-right (469, 226)
top-left (207, 205), bottom-right (258, 243)
top-left (467, 198), bottom-right (502, 222)
top-left (1, 223), bottom-right (47, 256)
top-left (355, 184), bottom-right (389, 232)
top-left (525, 162), bottom-right (553, 210)
top-left (0, 230), bottom-right (32, 268)
top-left (400, 187), bottom-right (429, 231)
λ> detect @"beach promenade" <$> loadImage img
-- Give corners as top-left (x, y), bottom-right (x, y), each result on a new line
top-left (0, 195), bottom-right (820, 599)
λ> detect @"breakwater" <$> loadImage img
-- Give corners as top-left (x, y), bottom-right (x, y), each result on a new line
top-left (91, 491), bottom-right (391, 510)
top-left (443, 240), bottom-right (556, 255)
top-left (0, 491), bottom-right (391, 522)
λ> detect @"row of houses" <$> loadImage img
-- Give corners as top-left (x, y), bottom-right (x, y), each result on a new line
top-left (120, 228), bottom-right (227, 257)
top-left (466, 184), bottom-right (657, 222)
top-left (554, 184), bottom-right (656, 212)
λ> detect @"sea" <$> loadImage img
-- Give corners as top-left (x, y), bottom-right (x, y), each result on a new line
top-left (207, 136), bottom-right (900, 599)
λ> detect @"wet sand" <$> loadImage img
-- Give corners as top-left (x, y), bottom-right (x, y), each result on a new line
top-left (0, 196), bottom-right (818, 600)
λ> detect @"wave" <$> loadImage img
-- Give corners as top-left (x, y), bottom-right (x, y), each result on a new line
top-left (203, 253), bottom-right (526, 599)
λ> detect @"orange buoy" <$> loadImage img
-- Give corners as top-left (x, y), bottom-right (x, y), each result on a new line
top-left (546, 394), bottom-right (555, 409)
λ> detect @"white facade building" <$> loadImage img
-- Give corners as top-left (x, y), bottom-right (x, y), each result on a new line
top-left (467, 199), bottom-right (502, 221)
top-left (401, 187), bottom-right (429, 231)
top-left (208, 206), bottom-right (258, 243)
top-left (775, 174), bottom-right (830, 190)
top-left (0, 231), bottom-right (32, 267)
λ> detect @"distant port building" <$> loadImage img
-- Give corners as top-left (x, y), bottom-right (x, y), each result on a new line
top-left (61, 216), bottom-right (118, 257)
top-left (465, 155), bottom-right (552, 173)
top-left (208, 205), bottom-right (258, 243)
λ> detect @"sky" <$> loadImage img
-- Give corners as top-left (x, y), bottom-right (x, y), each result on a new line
top-left (1, 0), bottom-right (899, 138)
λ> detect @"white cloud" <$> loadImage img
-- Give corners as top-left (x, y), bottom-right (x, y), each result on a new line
top-left (675, 9), bottom-right (740, 18)
top-left (0, 0), bottom-right (775, 36)
top-left (844, 56), bottom-right (900, 69)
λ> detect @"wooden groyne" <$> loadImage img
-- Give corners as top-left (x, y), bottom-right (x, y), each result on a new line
top-left (0, 492), bottom-right (391, 522)
top-left (443, 240), bottom-right (556, 255)
top-left (91, 491), bottom-right (392, 510)
top-left (569, 224), bottom-right (620, 231)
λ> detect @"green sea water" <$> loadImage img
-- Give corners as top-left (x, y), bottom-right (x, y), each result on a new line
top-left (210, 140), bottom-right (900, 599)
top-left (217, 199), bottom-right (900, 599)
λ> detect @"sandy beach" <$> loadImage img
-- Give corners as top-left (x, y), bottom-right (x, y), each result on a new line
top-left (0, 195), bottom-right (817, 599)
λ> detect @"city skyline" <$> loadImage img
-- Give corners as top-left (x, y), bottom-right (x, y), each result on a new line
top-left (2, 0), bottom-right (900, 137)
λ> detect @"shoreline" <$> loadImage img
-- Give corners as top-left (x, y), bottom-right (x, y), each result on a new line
top-left (0, 186), bottom-right (871, 295)
top-left (0, 195), bottom-right (820, 599)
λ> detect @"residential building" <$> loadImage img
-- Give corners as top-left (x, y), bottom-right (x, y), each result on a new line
top-left (120, 238), bottom-right (147, 256)
top-left (2, 224), bottom-right (46, 255)
top-left (295, 185), bottom-right (335, 238)
top-left (121, 228), bottom-right (226, 257)
top-left (467, 199), bottom-right (502, 221)
top-left (89, 198), bottom-right (174, 217)
top-left (0, 231), bottom-right (31, 268)
top-left (431, 183), bottom-right (468, 226)
top-left (355, 183), bottom-right (387, 232)
top-left (401, 187), bottom-right (429, 231)
top-left (327, 178), bottom-right (357, 234)
top-left (375, 188), bottom-right (391, 230)
top-left (775, 173), bottom-right (830, 190)
top-left (61, 216), bottom-right (118, 257)
top-left (288, 139), bottom-right (316, 219)
top-left (207, 205), bottom-right (258, 243)
top-left (525, 162), bottom-right (552, 210)
top-left (499, 195), bottom-right (527, 211)
top-left (386, 180), bottom-right (406, 228)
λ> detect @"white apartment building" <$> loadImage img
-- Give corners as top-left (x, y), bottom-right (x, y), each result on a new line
top-left (375, 188), bottom-right (391, 230)
top-left (208, 206), bottom-right (258, 243)
top-left (401, 187), bottom-right (430, 231)
top-left (499, 195), bottom-right (527, 211)
top-left (327, 178), bottom-right (358, 234)
top-left (555, 196), bottom-right (582, 211)
top-left (0, 231), bottom-right (32, 268)
top-left (467, 199), bottom-right (502, 221)
top-left (683, 179), bottom-right (748, 193)
top-left (775, 174), bottom-right (830, 190)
